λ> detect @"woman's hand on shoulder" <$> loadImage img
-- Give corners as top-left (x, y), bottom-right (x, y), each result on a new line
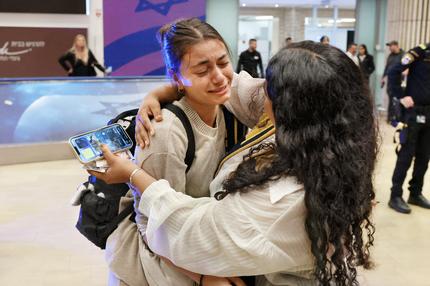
top-left (135, 93), bottom-right (163, 148)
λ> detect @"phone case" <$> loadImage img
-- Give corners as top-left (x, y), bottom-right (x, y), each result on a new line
top-left (68, 123), bottom-right (133, 164)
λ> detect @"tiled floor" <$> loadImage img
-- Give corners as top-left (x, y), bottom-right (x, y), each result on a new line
top-left (1, 121), bottom-right (429, 286)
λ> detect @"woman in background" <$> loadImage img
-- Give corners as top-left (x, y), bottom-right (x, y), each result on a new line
top-left (358, 44), bottom-right (375, 81)
top-left (58, 34), bottom-right (106, 76)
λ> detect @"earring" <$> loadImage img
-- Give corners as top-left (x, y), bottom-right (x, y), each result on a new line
top-left (178, 86), bottom-right (186, 99)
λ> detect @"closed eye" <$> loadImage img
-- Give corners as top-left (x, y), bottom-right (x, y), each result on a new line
top-left (195, 70), bottom-right (208, 76)
top-left (218, 61), bottom-right (229, 67)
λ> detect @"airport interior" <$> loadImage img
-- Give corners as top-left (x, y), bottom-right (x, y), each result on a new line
top-left (1, 0), bottom-right (430, 285)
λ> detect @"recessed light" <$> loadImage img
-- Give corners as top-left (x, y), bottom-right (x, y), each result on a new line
top-left (242, 3), bottom-right (246, 7)
top-left (275, 4), bottom-right (279, 7)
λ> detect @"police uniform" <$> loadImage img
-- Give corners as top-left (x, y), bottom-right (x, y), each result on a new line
top-left (388, 43), bottom-right (430, 213)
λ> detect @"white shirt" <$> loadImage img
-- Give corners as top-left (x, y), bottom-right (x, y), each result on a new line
top-left (346, 51), bottom-right (359, 66)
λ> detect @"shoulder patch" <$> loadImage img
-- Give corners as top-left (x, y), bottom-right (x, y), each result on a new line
top-left (401, 53), bottom-right (414, 65)
top-left (419, 43), bottom-right (427, 50)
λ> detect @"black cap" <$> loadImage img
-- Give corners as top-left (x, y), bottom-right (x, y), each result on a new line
top-left (386, 40), bottom-right (399, 46)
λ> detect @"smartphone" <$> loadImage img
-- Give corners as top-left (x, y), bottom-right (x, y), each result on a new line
top-left (69, 123), bottom-right (133, 164)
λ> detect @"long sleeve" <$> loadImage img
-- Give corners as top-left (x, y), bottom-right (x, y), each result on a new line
top-left (389, 43), bottom-right (429, 79)
top-left (89, 50), bottom-right (106, 72)
top-left (138, 179), bottom-right (312, 277)
top-left (368, 55), bottom-right (375, 75)
top-left (258, 52), bottom-right (264, 78)
top-left (236, 53), bottom-right (243, 73)
top-left (139, 152), bottom-right (187, 193)
top-left (134, 108), bottom-right (188, 194)
top-left (58, 52), bottom-right (73, 72)
top-left (387, 62), bottom-right (407, 99)
top-left (223, 71), bottom-right (266, 128)
top-left (383, 54), bottom-right (392, 77)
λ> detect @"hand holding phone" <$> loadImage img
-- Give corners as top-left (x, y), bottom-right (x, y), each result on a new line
top-left (69, 123), bottom-right (133, 164)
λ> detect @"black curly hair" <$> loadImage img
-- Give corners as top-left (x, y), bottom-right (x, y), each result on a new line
top-left (220, 41), bottom-right (377, 285)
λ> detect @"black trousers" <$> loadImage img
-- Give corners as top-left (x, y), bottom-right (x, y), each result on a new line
top-left (391, 112), bottom-right (430, 197)
top-left (387, 93), bottom-right (395, 122)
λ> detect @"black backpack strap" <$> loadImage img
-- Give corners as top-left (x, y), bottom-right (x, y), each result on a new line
top-left (107, 203), bottom-right (135, 230)
top-left (109, 108), bottom-right (139, 124)
top-left (164, 104), bottom-right (195, 173)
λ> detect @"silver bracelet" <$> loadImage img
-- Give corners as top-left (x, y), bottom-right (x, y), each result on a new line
top-left (129, 168), bottom-right (142, 186)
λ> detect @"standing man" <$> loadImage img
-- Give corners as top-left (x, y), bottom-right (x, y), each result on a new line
top-left (346, 43), bottom-right (359, 66)
top-left (381, 40), bottom-right (405, 122)
top-left (236, 39), bottom-right (264, 78)
top-left (388, 43), bottom-right (430, 213)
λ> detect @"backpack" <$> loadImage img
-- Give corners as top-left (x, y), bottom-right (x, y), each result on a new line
top-left (75, 103), bottom-right (195, 249)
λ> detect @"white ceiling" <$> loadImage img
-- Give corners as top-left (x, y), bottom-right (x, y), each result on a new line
top-left (240, 0), bottom-right (356, 9)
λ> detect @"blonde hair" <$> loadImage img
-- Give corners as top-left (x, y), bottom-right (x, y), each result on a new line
top-left (70, 34), bottom-right (89, 64)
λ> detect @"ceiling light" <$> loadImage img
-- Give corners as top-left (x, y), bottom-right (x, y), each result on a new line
top-left (275, 4), bottom-right (279, 7)
top-left (242, 3), bottom-right (246, 7)
top-left (340, 18), bottom-right (356, 23)
top-left (255, 16), bottom-right (274, 20)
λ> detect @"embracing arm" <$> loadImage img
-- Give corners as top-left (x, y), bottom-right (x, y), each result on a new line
top-left (223, 71), bottom-right (266, 128)
top-left (135, 84), bottom-right (178, 147)
top-left (90, 146), bottom-right (293, 277)
top-left (135, 180), bottom-right (292, 277)
top-left (135, 73), bottom-right (266, 147)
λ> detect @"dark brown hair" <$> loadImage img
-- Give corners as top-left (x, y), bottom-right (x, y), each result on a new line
top-left (157, 18), bottom-right (230, 74)
top-left (222, 41), bottom-right (377, 285)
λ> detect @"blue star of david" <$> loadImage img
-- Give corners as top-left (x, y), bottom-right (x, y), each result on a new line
top-left (135, 0), bottom-right (188, 16)
top-left (93, 100), bottom-right (143, 117)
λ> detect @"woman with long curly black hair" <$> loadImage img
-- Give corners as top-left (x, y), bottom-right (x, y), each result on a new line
top-left (91, 40), bottom-right (377, 286)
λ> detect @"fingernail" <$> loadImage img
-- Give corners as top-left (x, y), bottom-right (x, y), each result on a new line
top-left (145, 141), bottom-right (149, 146)
top-left (150, 130), bottom-right (155, 136)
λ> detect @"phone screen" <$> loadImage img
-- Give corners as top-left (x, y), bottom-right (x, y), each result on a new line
top-left (70, 124), bottom-right (133, 163)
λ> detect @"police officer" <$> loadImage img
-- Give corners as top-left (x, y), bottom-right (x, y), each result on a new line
top-left (236, 39), bottom-right (264, 78)
top-left (388, 43), bottom-right (430, 213)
